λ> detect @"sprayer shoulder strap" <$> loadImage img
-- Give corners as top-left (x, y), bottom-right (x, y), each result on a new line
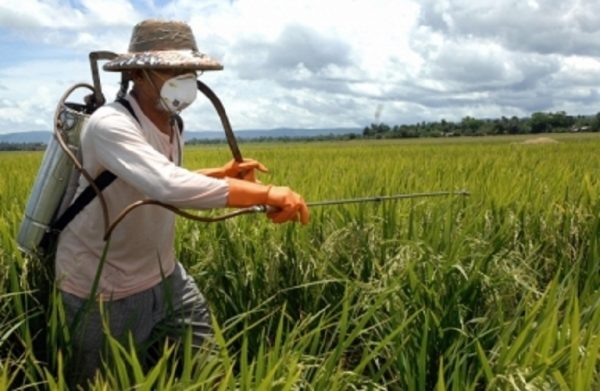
top-left (51, 171), bottom-right (117, 231)
top-left (116, 97), bottom-right (140, 124)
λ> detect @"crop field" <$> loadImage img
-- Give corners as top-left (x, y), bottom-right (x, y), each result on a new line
top-left (0, 133), bottom-right (599, 390)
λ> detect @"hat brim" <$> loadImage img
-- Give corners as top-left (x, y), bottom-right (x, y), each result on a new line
top-left (103, 50), bottom-right (223, 72)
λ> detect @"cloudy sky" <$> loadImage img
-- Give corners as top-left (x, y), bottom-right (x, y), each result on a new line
top-left (1, 0), bottom-right (600, 133)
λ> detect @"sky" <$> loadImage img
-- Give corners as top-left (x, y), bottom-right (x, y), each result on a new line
top-left (1, 0), bottom-right (600, 133)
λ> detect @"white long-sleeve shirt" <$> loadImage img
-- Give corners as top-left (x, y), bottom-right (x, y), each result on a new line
top-left (55, 94), bottom-right (229, 300)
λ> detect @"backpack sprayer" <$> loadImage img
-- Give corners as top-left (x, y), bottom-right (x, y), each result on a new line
top-left (17, 51), bottom-right (470, 255)
top-left (17, 52), bottom-right (118, 255)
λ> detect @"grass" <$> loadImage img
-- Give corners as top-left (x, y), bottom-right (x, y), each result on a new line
top-left (0, 133), bottom-right (599, 389)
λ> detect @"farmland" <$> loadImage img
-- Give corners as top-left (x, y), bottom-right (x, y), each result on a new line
top-left (0, 133), bottom-right (599, 389)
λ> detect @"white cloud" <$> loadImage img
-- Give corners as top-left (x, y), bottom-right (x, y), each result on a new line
top-left (0, 0), bottom-right (140, 30)
top-left (0, 58), bottom-right (122, 132)
top-left (419, 0), bottom-right (600, 56)
top-left (80, 0), bottom-right (140, 26)
top-left (0, 0), bottom-right (86, 30)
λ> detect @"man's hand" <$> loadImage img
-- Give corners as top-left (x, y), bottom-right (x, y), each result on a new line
top-left (198, 158), bottom-right (268, 182)
top-left (264, 186), bottom-right (310, 224)
top-left (225, 178), bottom-right (310, 225)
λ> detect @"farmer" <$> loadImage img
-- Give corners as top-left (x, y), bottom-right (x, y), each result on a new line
top-left (54, 19), bottom-right (309, 383)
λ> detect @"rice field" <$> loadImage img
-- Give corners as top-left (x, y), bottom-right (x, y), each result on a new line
top-left (0, 133), bottom-right (599, 390)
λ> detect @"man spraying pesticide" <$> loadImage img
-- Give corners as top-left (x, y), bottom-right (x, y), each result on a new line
top-left (18, 19), bottom-right (308, 384)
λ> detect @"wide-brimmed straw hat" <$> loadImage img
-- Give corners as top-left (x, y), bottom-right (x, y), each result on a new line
top-left (103, 19), bottom-right (223, 72)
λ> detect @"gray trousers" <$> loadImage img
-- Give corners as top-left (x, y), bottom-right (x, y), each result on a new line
top-left (61, 262), bottom-right (212, 384)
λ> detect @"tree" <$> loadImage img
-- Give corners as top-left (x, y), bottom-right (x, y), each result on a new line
top-left (549, 111), bottom-right (575, 130)
top-left (591, 113), bottom-right (600, 132)
top-left (508, 116), bottom-right (522, 134)
top-left (530, 112), bottom-right (550, 133)
top-left (460, 116), bottom-right (484, 135)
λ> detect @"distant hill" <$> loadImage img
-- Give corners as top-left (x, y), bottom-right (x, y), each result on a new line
top-left (185, 127), bottom-right (360, 141)
top-left (0, 127), bottom-right (361, 144)
top-left (0, 131), bottom-right (53, 144)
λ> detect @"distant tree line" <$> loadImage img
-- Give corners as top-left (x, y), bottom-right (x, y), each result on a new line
top-left (362, 111), bottom-right (600, 139)
top-left (0, 142), bottom-right (46, 151)
top-left (3, 111), bottom-right (600, 151)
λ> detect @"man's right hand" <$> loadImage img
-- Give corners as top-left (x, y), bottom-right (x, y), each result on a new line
top-left (226, 178), bottom-right (310, 224)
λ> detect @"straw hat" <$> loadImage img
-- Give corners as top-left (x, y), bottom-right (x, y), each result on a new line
top-left (103, 19), bottom-right (223, 72)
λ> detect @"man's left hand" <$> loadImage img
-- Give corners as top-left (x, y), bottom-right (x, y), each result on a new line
top-left (197, 158), bottom-right (268, 182)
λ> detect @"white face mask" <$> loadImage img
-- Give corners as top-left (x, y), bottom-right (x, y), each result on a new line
top-left (158, 73), bottom-right (198, 113)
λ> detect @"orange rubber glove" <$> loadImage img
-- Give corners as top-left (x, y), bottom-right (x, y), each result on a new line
top-left (226, 178), bottom-right (310, 224)
top-left (198, 158), bottom-right (268, 182)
